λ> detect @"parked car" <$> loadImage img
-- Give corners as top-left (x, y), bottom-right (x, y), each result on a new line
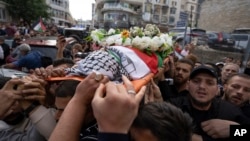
top-left (17, 36), bottom-right (58, 60)
top-left (169, 27), bottom-right (208, 46)
top-left (232, 28), bottom-right (250, 34)
top-left (231, 34), bottom-right (250, 51)
top-left (0, 68), bottom-right (27, 78)
top-left (206, 31), bottom-right (236, 51)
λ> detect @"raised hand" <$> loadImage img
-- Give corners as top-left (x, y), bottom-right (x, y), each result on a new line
top-left (74, 72), bottom-right (109, 106)
top-left (92, 75), bottom-right (146, 134)
top-left (144, 78), bottom-right (163, 104)
top-left (0, 78), bottom-right (23, 119)
top-left (18, 76), bottom-right (47, 109)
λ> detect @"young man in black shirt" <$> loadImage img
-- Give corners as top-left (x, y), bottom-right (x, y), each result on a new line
top-left (169, 66), bottom-right (250, 141)
top-left (222, 73), bottom-right (250, 118)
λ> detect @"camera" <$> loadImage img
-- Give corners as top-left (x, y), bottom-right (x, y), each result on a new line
top-left (165, 78), bottom-right (174, 85)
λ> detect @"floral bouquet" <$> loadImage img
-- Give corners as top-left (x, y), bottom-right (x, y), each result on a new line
top-left (90, 24), bottom-right (174, 59)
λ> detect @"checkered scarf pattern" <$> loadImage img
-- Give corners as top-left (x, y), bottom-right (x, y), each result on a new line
top-left (66, 50), bottom-right (129, 82)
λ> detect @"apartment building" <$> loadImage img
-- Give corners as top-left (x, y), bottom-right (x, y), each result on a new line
top-left (94, 0), bottom-right (172, 31)
top-left (0, 1), bottom-right (11, 24)
top-left (170, 0), bottom-right (199, 27)
top-left (46, 0), bottom-right (74, 26)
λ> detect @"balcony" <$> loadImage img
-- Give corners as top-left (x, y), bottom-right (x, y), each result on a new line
top-left (152, 15), bottom-right (160, 23)
top-left (101, 4), bottom-right (138, 14)
top-left (96, 0), bottom-right (142, 6)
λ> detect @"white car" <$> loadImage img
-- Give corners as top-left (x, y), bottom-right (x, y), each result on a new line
top-left (0, 68), bottom-right (27, 78)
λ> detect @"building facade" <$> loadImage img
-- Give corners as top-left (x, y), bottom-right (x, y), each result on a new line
top-left (46, 0), bottom-right (74, 26)
top-left (198, 0), bottom-right (250, 32)
top-left (94, 0), bottom-right (173, 31)
top-left (0, 1), bottom-right (11, 24)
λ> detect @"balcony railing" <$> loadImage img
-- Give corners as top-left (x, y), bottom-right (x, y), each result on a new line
top-left (102, 4), bottom-right (138, 14)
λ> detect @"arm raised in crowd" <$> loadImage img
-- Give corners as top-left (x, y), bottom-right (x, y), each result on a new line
top-left (92, 75), bottom-right (146, 141)
top-left (0, 76), bottom-right (57, 140)
top-left (0, 78), bottom-right (23, 119)
top-left (49, 72), bottom-right (109, 141)
top-left (18, 76), bottom-right (56, 139)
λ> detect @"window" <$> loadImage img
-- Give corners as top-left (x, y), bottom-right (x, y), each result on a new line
top-left (144, 3), bottom-right (152, 13)
top-left (181, 4), bottom-right (185, 9)
top-left (154, 5), bottom-right (161, 15)
top-left (2, 9), bottom-right (5, 19)
top-left (170, 7), bottom-right (176, 14)
top-left (169, 16), bottom-right (175, 24)
top-left (0, 8), bottom-right (6, 20)
top-left (191, 5), bottom-right (194, 11)
top-left (172, 1), bottom-right (177, 6)
top-left (65, 1), bottom-right (68, 8)
top-left (161, 16), bottom-right (168, 24)
top-left (152, 15), bottom-right (159, 23)
top-left (162, 6), bottom-right (168, 15)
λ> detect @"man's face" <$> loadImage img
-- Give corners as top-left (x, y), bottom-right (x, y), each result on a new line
top-left (221, 64), bottom-right (239, 83)
top-left (54, 97), bottom-right (72, 121)
top-left (130, 127), bottom-right (158, 141)
top-left (224, 76), bottom-right (250, 107)
top-left (188, 73), bottom-right (218, 110)
top-left (174, 62), bottom-right (192, 85)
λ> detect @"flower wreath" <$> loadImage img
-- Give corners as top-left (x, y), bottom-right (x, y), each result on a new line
top-left (89, 24), bottom-right (174, 60)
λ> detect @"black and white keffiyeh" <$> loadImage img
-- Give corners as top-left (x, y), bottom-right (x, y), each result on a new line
top-left (66, 46), bottom-right (151, 82)
top-left (66, 49), bottom-right (130, 82)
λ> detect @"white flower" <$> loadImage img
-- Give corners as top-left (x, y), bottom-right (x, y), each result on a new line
top-left (144, 31), bottom-right (151, 36)
top-left (105, 36), bottom-right (116, 45)
top-left (158, 34), bottom-right (173, 51)
top-left (108, 28), bottom-right (116, 35)
top-left (132, 36), bottom-right (142, 49)
top-left (91, 30), bottom-right (101, 43)
top-left (166, 35), bottom-right (173, 47)
top-left (115, 38), bottom-right (123, 46)
top-left (123, 38), bottom-right (132, 46)
top-left (150, 36), bottom-right (163, 51)
top-left (104, 34), bottom-right (121, 46)
top-left (138, 36), bottom-right (151, 50)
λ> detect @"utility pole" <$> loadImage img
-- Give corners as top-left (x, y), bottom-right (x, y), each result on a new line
top-left (190, 9), bottom-right (193, 43)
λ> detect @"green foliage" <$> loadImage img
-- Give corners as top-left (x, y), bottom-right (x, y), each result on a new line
top-left (3, 0), bottom-right (51, 26)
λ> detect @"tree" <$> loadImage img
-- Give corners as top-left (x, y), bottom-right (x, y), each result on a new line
top-left (3, 0), bottom-right (51, 26)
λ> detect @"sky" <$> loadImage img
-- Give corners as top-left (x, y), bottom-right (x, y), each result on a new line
top-left (69, 0), bottom-right (95, 20)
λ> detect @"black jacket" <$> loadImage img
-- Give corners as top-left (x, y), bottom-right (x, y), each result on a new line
top-left (169, 97), bottom-right (250, 141)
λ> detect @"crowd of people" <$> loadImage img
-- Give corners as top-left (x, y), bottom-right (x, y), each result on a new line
top-left (0, 22), bottom-right (250, 141)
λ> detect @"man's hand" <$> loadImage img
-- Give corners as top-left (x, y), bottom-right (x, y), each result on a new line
top-left (56, 35), bottom-right (67, 51)
top-left (201, 119), bottom-right (239, 139)
top-left (92, 75), bottom-right (146, 134)
top-left (31, 67), bottom-right (66, 79)
top-left (18, 76), bottom-right (47, 109)
top-left (144, 79), bottom-right (163, 104)
top-left (0, 78), bottom-right (23, 119)
top-left (74, 72), bottom-right (109, 106)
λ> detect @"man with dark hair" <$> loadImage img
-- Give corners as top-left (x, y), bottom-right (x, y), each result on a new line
top-left (54, 80), bottom-right (99, 140)
top-left (223, 73), bottom-right (250, 117)
top-left (158, 58), bottom-right (194, 100)
top-left (169, 66), bottom-right (250, 140)
top-left (130, 102), bottom-right (193, 141)
top-left (54, 80), bottom-right (80, 121)
top-left (52, 58), bottom-right (75, 68)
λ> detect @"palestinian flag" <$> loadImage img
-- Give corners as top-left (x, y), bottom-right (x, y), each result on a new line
top-left (33, 18), bottom-right (46, 32)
